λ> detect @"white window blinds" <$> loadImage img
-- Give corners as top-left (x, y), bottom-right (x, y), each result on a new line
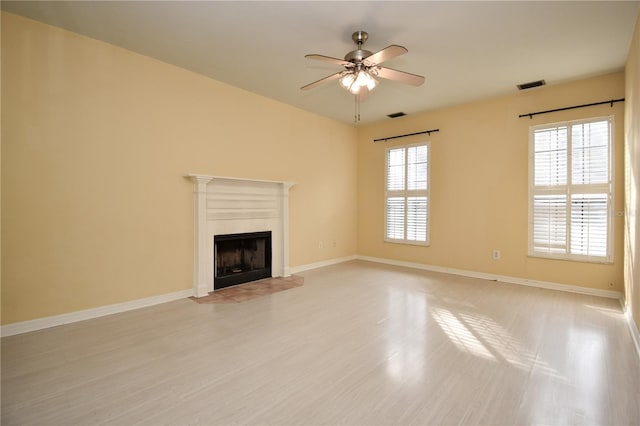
top-left (385, 144), bottom-right (429, 245)
top-left (529, 117), bottom-right (613, 262)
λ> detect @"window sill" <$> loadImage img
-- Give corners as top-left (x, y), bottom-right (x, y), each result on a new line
top-left (527, 253), bottom-right (613, 265)
top-left (384, 239), bottom-right (430, 247)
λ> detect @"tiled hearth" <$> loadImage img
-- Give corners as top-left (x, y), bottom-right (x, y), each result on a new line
top-left (189, 276), bottom-right (303, 304)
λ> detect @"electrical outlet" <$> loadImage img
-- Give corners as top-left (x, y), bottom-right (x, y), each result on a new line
top-left (492, 249), bottom-right (501, 260)
top-left (318, 241), bottom-right (324, 249)
top-left (332, 241), bottom-right (336, 248)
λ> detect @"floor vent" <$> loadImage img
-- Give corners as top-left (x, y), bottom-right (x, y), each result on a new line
top-left (387, 112), bottom-right (406, 118)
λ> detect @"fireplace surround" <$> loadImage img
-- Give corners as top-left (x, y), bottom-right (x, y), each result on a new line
top-left (187, 174), bottom-right (295, 297)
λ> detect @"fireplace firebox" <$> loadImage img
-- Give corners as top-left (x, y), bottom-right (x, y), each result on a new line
top-left (214, 231), bottom-right (272, 290)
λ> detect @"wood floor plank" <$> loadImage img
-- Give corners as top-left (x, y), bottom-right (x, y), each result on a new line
top-left (2, 260), bottom-right (639, 425)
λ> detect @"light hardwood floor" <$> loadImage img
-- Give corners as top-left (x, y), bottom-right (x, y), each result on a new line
top-left (2, 260), bottom-right (639, 425)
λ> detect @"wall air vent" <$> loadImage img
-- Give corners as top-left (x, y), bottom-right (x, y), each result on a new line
top-left (387, 112), bottom-right (407, 118)
top-left (517, 80), bottom-right (546, 90)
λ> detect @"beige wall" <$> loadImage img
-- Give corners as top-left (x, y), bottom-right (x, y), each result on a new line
top-left (1, 13), bottom-right (358, 324)
top-left (625, 13), bottom-right (640, 332)
top-left (358, 73), bottom-right (625, 292)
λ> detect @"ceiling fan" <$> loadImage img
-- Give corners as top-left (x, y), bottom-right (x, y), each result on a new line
top-left (301, 30), bottom-right (425, 121)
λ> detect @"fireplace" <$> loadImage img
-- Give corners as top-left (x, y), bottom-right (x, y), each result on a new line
top-left (214, 231), bottom-right (272, 289)
top-left (187, 174), bottom-right (294, 297)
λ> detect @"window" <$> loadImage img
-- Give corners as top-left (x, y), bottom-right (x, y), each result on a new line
top-left (529, 116), bottom-right (613, 263)
top-left (385, 143), bottom-right (430, 245)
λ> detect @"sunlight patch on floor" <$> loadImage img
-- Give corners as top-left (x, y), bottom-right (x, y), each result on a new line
top-left (432, 307), bottom-right (496, 361)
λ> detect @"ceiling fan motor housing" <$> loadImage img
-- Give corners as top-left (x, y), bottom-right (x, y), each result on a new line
top-left (345, 49), bottom-right (373, 63)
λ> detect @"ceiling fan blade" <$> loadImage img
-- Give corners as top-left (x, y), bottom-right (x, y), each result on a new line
top-left (300, 72), bottom-right (343, 91)
top-left (364, 45), bottom-right (408, 65)
top-left (376, 66), bottom-right (425, 86)
top-left (305, 54), bottom-right (351, 66)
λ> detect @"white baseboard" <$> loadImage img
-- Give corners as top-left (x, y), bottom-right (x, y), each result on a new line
top-left (623, 304), bottom-right (640, 360)
top-left (356, 255), bottom-right (622, 300)
top-left (289, 255), bottom-right (358, 275)
top-left (1, 289), bottom-right (193, 337)
top-left (2, 254), bottom-right (625, 337)
top-left (1, 255), bottom-right (357, 337)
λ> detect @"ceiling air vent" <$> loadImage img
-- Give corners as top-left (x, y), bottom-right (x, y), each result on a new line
top-left (517, 80), bottom-right (546, 90)
top-left (387, 112), bottom-right (407, 118)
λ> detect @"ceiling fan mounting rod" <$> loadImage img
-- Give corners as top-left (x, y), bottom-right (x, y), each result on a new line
top-left (352, 30), bottom-right (368, 48)
top-left (345, 31), bottom-right (373, 63)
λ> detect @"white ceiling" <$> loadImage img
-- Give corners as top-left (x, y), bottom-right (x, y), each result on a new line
top-left (3, 1), bottom-right (639, 125)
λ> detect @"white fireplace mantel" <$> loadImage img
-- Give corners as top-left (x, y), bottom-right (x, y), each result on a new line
top-left (187, 174), bottom-right (295, 297)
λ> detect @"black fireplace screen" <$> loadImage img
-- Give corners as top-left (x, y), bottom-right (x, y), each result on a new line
top-left (214, 231), bottom-right (272, 289)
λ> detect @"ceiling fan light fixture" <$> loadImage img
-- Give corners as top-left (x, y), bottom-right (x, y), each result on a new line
top-left (339, 73), bottom-right (356, 90)
top-left (357, 70), bottom-right (378, 91)
top-left (340, 70), bottom-right (377, 95)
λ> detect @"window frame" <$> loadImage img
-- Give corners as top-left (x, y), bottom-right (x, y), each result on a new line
top-left (527, 115), bottom-right (614, 264)
top-left (384, 142), bottom-right (431, 246)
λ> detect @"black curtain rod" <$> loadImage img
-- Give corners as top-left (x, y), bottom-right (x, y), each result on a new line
top-left (519, 98), bottom-right (624, 119)
top-left (373, 128), bottom-right (440, 142)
